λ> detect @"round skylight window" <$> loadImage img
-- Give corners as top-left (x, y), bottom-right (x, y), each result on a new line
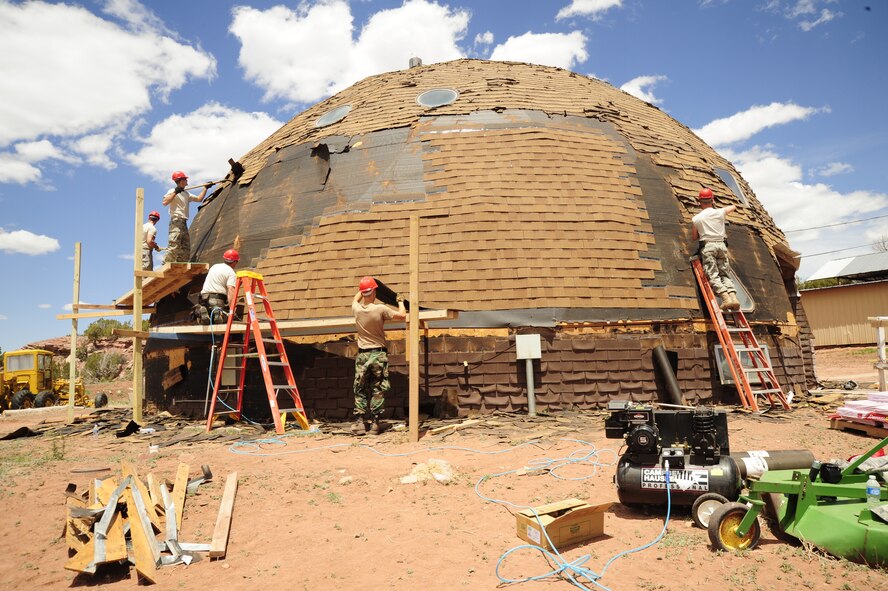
top-left (416, 88), bottom-right (459, 108)
top-left (315, 105), bottom-right (352, 127)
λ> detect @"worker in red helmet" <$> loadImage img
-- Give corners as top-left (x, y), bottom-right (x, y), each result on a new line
top-left (196, 249), bottom-right (240, 324)
top-left (162, 170), bottom-right (215, 263)
top-left (692, 188), bottom-right (740, 311)
top-left (141, 210), bottom-right (164, 271)
top-left (350, 276), bottom-right (406, 435)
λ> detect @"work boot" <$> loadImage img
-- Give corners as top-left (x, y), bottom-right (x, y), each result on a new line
top-left (368, 420), bottom-right (383, 436)
top-left (719, 293), bottom-right (733, 312)
top-left (726, 291), bottom-right (741, 311)
top-left (350, 419), bottom-right (369, 436)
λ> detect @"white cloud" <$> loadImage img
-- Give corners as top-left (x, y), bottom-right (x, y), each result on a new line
top-left (119, 254), bottom-right (135, 260)
top-left (694, 102), bottom-right (824, 147)
top-left (722, 145), bottom-right (888, 263)
top-left (767, 1), bottom-right (842, 31)
top-left (0, 154), bottom-right (42, 185)
top-left (15, 140), bottom-right (78, 164)
top-left (799, 9), bottom-right (837, 31)
top-left (38, 304), bottom-right (51, 309)
top-left (813, 162), bottom-right (853, 177)
top-left (556, 0), bottom-right (623, 21)
top-left (0, 1), bottom-right (215, 182)
top-left (126, 103), bottom-right (283, 184)
top-left (68, 132), bottom-right (119, 169)
top-left (0, 314), bottom-right (7, 321)
top-left (489, 31), bottom-right (588, 70)
top-left (620, 75), bottom-right (668, 105)
top-left (0, 228), bottom-right (61, 255)
top-left (231, 0), bottom-right (469, 105)
top-left (474, 31), bottom-right (494, 46)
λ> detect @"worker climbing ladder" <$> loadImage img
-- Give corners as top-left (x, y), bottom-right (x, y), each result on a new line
top-left (691, 257), bottom-right (791, 413)
top-left (205, 270), bottom-right (310, 434)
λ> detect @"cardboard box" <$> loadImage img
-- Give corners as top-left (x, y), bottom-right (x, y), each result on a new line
top-left (515, 498), bottom-right (613, 550)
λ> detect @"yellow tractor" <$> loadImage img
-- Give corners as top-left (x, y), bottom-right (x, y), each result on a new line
top-left (0, 349), bottom-right (108, 411)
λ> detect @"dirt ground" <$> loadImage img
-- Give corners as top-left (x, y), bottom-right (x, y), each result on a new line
top-left (0, 348), bottom-right (886, 591)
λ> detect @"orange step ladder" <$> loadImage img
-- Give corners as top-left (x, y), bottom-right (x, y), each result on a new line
top-left (205, 270), bottom-right (309, 434)
top-left (691, 257), bottom-right (791, 412)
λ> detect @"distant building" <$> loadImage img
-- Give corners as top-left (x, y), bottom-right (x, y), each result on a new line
top-left (801, 252), bottom-right (888, 346)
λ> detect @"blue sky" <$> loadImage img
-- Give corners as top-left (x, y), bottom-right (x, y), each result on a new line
top-left (1, 0), bottom-right (886, 352)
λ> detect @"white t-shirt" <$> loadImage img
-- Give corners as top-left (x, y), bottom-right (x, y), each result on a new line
top-left (165, 188), bottom-right (201, 221)
top-left (692, 208), bottom-right (728, 242)
top-left (142, 222), bottom-right (157, 248)
top-left (201, 263), bottom-right (237, 295)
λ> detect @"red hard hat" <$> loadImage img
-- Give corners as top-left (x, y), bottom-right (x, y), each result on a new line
top-left (148, 210), bottom-right (160, 220)
top-left (223, 249), bottom-right (239, 263)
top-left (171, 171), bottom-right (188, 182)
top-left (359, 276), bottom-right (378, 292)
top-left (698, 188), bottom-right (714, 200)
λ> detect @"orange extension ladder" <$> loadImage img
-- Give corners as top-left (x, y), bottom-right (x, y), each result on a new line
top-left (205, 270), bottom-right (309, 434)
top-left (691, 257), bottom-right (791, 413)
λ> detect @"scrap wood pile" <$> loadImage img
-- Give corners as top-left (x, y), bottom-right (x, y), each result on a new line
top-left (63, 460), bottom-right (237, 584)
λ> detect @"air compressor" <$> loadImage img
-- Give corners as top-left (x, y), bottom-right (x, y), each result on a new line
top-left (604, 401), bottom-right (814, 515)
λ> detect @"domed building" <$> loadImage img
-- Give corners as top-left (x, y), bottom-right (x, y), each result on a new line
top-left (147, 59), bottom-right (814, 420)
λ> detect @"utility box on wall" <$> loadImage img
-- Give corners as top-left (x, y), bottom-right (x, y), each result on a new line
top-left (516, 334), bottom-right (542, 360)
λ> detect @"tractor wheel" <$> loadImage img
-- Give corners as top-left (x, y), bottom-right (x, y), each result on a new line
top-left (692, 493), bottom-right (729, 529)
top-left (11, 390), bottom-right (35, 410)
top-left (34, 391), bottom-right (57, 408)
top-left (708, 502), bottom-right (761, 552)
top-left (94, 393), bottom-right (109, 408)
top-left (0, 396), bottom-right (8, 413)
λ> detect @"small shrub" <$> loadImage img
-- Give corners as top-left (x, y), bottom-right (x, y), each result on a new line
top-left (83, 352), bottom-right (125, 383)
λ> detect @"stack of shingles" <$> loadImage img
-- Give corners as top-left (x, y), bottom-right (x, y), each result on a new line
top-left (835, 392), bottom-right (888, 434)
top-left (63, 460), bottom-right (238, 583)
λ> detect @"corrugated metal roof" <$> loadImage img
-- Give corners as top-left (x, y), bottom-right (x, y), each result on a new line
top-left (806, 251), bottom-right (888, 281)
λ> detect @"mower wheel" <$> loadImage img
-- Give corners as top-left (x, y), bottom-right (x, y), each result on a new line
top-left (94, 393), bottom-right (109, 408)
top-left (11, 390), bottom-right (35, 410)
top-left (34, 391), bottom-right (56, 408)
top-left (692, 493), bottom-right (729, 529)
top-left (708, 502), bottom-right (761, 552)
top-left (761, 493), bottom-right (800, 545)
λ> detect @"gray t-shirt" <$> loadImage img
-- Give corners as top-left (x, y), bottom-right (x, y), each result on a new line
top-left (201, 263), bottom-right (236, 295)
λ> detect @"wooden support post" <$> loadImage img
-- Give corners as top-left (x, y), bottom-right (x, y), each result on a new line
top-left (133, 188), bottom-right (144, 423)
top-left (409, 215), bottom-right (420, 443)
top-left (210, 472), bottom-right (239, 558)
top-left (68, 242), bottom-right (81, 423)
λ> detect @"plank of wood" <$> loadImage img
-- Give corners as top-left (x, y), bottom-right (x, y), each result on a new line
top-left (429, 419), bottom-right (482, 435)
top-left (112, 329), bottom-right (149, 339)
top-left (121, 461), bottom-right (161, 532)
top-left (162, 365), bottom-right (186, 390)
top-left (146, 473), bottom-right (165, 515)
top-left (56, 309), bottom-right (131, 320)
top-left (122, 488), bottom-right (157, 583)
top-left (172, 463), bottom-right (190, 531)
top-left (102, 508), bottom-right (128, 564)
top-left (209, 472), bottom-right (238, 558)
top-left (151, 308), bottom-right (459, 336)
top-left (64, 536), bottom-right (96, 573)
top-left (829, 418), bottom-right (888, 438)
top-left (95, 477), bottom-right (118, 506)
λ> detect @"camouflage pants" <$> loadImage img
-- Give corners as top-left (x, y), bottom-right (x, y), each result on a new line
top-left (701, 241), bottom-right (736, 295)
top-left (167, 218), bottom-right (191, 263)
top-left (141, 246), bottom-right (154, 271)
top-left (353, 350), bottom-right (389, 418)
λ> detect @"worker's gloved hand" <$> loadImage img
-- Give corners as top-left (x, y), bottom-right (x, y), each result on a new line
top-left (205, 181), bottom-right (215, 188)
top-left (174, 186), bottom-right (184, 194)
top-left (396, 294), bottom-right (405, 303)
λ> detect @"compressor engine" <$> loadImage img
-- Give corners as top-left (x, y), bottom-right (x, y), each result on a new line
top-left (604, 401), bottom-right (742, 507)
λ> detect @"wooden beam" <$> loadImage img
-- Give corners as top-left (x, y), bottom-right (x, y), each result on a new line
top-left (210, 473), bottom-right (238, 558)
top-left (133, 187), bottom-right (144, 423)
top-left (151, 308), bottom-right (458, 335)
top-left (56, 309), bottom-right (131, 320)
top-left (134, 269), bottom-right (164, 278)
top-left (429, 419), bottom-right (482, 435)
top-left (121, 461), bottom-right (161, 532)
top-left (408, 215), bottom-right (420, 443)
top-left (68, 242), bottom-right (80, 424)
top-left (122, 487), bottom-right (157, 583)
top-left (172, 463), bottom-right (189, 532)
top-left (113, 329), bottom-right (149, 339)
top-left (76, 303), bottom-right (129, 310)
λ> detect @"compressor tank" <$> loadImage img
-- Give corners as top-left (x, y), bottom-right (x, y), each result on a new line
top-left (615, 455), bottom-right (742, 507)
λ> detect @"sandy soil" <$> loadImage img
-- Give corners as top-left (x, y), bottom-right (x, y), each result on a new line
top-left (0, 394), bottom-right (886, 591)
top-left (814, 346), bottom-right (882, 386)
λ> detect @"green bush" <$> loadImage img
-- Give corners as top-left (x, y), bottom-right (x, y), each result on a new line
top-left (83, 352), bottom-right (126, 383)
top-left (84, 319), bottom-right (132, 344)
